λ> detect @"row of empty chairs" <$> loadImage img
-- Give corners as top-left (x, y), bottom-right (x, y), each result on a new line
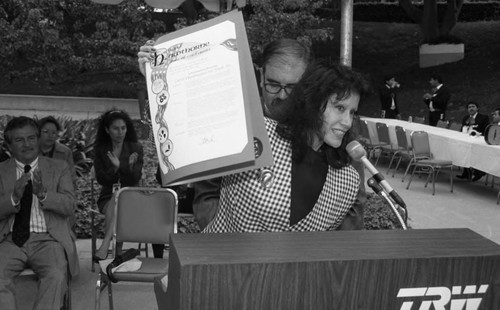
top-left (357, 119), bottom-right (454, 195)
top-left (409, 116), bottom-right (462, 132)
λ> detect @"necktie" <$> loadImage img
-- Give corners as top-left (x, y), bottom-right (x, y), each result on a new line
top-left (468, 116), bottom-right (475, 125)
top-left (12, 165), bottom-right (33, 247)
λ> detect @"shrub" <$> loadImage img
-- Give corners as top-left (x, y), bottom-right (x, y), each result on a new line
top-left (364, 193), bottom-right (410, 230)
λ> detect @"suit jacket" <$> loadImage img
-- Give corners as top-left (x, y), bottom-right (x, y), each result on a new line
top-left (424, 84), bottom-right (451, 112)
top-left (461, 113), bottom-right (490, 135)
top-left (0, 157), bottom-right (79, 276)
top-left (379, 85), bottom-right (399, 115)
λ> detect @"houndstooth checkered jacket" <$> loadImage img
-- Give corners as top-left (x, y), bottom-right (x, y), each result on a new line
top-left (204, 118), bottom-right (360, 233)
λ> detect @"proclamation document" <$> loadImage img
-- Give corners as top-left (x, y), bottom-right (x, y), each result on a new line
top-left (145, 10), bottom-right (273, 186)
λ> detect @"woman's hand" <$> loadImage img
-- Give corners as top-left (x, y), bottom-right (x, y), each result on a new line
top-left (129, 152), bottom-right (139, 169)
top-left (138, 40), bottom-right (156, 76)
top-left (107, 151), bottom-right (120, 170)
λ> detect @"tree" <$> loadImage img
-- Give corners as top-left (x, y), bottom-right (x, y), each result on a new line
top-left (244, 0), bottom-right (332, 63)
top-left (0, 0), bottom-right (165, 95)
top-left (398, 0), bottom-right (464, 44)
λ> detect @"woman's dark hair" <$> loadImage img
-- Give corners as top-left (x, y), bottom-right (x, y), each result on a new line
top-left (95, 109), bottom-right (138, 147)
top-left (38, 116), bottom-right (61, 132)
top-left (277, 61), bottom-right (371, 168)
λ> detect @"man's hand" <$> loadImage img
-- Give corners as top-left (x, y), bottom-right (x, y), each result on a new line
top-left (13, 172), bottom-right (31, 203)
top-left (423, 93), bottom-right (432, 100)
top-left (32, 169), bottom-right (47, 200)
top-left (138, 40), bottom-right (156, 76)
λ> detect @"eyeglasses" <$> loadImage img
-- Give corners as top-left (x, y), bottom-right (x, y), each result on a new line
top-left (263, 73), bottom-right (296, 96)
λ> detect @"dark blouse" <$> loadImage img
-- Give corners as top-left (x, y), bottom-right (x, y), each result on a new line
top-left (94, 141), bottom-right (144, 211)
top-left (290, 146), bottom-right (328, 225)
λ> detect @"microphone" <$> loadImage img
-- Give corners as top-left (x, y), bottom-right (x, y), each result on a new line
top-left (346, 140), bottom-right (406, 208)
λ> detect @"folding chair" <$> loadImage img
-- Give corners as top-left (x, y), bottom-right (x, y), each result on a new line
top-left (449, 122), bottom-right (462, 131)
top-left (358, 119), bottom-right (379, 160)
top-left (436, 120), bottom-right (449, 128)
top-left (374, 122), bottom-right (393, 166)
top-left (90, 166), bottom-right (149, 272)
top-left (405, 131), bottom-right (454, 195)
top-left (389, 126), bottom-right (413, 177)
top-left (413, 116), bottom-right (425, 124)
top-left (17, 267), bottom-right (71, 310)
top-left (95, 187), bottom-right (178, 310)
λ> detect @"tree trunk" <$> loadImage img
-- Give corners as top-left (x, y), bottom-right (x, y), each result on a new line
top-left (421, 0), bottom-right (439, 42)
top-left (440, 0), bottom-right (463, 36)
top-left (399, 0), bottom-right (463, 43)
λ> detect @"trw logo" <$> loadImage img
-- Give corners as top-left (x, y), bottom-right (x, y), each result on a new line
top-left (397, 285), bottom-right (489, 310)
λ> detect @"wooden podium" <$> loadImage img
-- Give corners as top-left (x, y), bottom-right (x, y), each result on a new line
top-left (159, 229), bottom-right (500, 309)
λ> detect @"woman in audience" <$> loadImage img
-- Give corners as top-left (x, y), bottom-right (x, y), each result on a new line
top-left (93, 110), bottom-right (144, 261)
top-left (38, 116), bottom-right (76, 181)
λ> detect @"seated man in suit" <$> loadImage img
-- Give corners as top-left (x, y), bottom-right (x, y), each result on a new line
top-left (0, 116), bottom-right (79, 310)
top-left (457, 101), bottom-right (490, 181)
top-left (460, 101), bottom-right (490, 136)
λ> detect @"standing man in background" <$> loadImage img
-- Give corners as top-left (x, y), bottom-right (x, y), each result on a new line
top-left (423, 73), bottom-right (451, 126)
top-left (379, 75), bottom-right (401, 119)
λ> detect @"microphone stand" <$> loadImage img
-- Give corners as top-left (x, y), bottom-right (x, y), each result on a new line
top-left (367, 177), bottom-right (408, 230)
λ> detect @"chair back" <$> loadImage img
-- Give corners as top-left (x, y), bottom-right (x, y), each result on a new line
top-left (395, 126), bottom-right (409, 151)
top-left (413, 116), bottom-right (425, 124)
top-left (436, 120), bottom-right (449, 128)
top-left (359, 120), bottom-right (371, 142)
top-left (449, 122), bottom-right (462, 131)
top-left (114, 187), bottom-right (178, 246)
top-left (410, 131), bottom-right (432, 160)
top-left (376, 122), bottom-right (391, 146)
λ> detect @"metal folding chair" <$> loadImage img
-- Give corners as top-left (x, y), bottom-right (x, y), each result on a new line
top-left (95, 187), bottom-right (178, 310)
top-left (389, 126), bottom-right (413, 177)
top-left (374, 122), bottom-right (393, 166)
top-left (405, 131), bottom-right (454, 195)
top-left (436, 120), bottom-right (449, 128)
top-left (449, 122), bottom-right (462, 131)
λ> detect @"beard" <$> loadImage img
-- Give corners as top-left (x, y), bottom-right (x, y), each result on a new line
top-left (264, 98), bottom-right (288, 123)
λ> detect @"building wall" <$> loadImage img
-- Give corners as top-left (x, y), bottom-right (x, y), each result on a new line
top-left (0, 94), bottom-right (141, 120)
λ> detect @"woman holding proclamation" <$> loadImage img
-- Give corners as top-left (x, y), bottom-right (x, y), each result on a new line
top-left (204, 62), bottom-right (370, 233)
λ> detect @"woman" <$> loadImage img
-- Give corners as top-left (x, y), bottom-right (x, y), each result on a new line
top-left (38, 116), bottom-right (76, 181)
top-left (93, 110), bottom-right (144, 260)
top-left (204, 62), bottom-right (371, 233)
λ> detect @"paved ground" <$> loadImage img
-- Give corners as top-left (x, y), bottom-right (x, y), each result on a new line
top-left (15, 161), bottom-right (500, 310)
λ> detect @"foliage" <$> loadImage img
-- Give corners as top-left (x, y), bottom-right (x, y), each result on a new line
top-left (398, 0), bottom-right (464, 44)
top-left (244, 0), bottom-right (333, 62)
top-left (364, 193), bottom-right (410, 230)
top-left (0, 0), bottom-right (166, 94)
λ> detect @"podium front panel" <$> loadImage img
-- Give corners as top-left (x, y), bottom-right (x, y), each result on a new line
top-left (165, 229), bottom-right (500, 310)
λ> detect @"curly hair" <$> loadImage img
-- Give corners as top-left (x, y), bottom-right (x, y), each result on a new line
top-left (277, 61), bottom-right (371, 168)
top-left (95, 109), bottom-right (138, 147)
